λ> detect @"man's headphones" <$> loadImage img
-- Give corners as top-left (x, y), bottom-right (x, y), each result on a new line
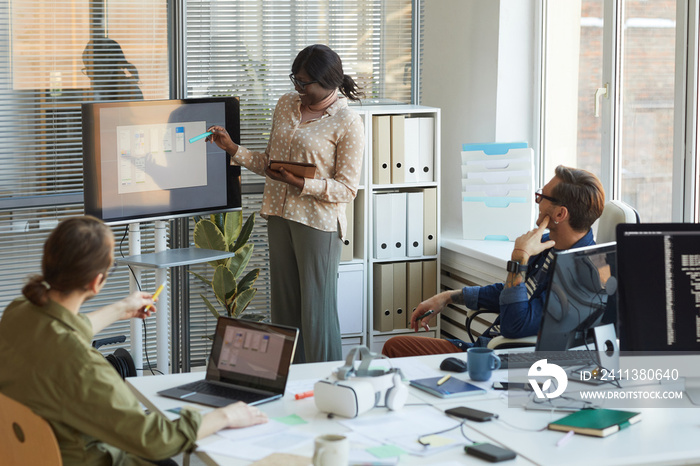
top-left (335, 346), bottom-right (408, 411)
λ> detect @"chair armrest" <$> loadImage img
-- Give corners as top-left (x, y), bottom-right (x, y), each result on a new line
top-left (465, 308), bottom-right (497, 344)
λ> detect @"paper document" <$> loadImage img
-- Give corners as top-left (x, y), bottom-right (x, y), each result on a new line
top-left (200, 431), bottom-right (314, 461)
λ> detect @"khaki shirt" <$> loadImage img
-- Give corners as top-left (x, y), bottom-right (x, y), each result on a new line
top-left (0, 297), bottom-right (201, 466)
top-left (234, 92), bottom-right (365, 239)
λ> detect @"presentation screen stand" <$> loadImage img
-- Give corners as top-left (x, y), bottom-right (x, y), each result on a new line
top-left (118, 221), bottom-right (235, 374)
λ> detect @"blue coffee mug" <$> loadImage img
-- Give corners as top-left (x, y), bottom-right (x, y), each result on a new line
top-left (467, 347), bottom-right (501, 381)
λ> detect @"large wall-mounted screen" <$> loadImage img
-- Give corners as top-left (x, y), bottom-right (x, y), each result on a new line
top-left (82, 98), bottom-right (241, 225)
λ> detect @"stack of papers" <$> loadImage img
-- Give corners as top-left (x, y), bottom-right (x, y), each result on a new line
top-left (461, 142), bottom-right (535, 241)
top-left (339, 406), bottom-right (466, 458)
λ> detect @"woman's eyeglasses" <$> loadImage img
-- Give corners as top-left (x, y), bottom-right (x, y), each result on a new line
top-left (535, 189), bottom-right (559, 204)
top-left (289, 73), bottom-right (318, 90)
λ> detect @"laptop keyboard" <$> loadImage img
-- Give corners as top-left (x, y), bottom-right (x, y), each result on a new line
top-left (179, 380), bottom-right (266, 403)
top-left (500, 350), bottom-right (598, 369)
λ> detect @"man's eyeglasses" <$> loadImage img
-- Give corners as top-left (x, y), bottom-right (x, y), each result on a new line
top-left (535, 189), bottom-right (559, 204)
top-left (107, 261), bottom-right (118, 277)
top-left (289, 73), bottom-right (318, 90)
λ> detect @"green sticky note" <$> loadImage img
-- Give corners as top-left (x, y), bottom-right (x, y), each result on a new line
top-left (366, 444), bottom-right (407, 459)
top-left (273, 414), bottom-right (307, 425)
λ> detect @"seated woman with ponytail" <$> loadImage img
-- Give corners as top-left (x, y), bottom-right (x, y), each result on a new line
top-left (0, 216), bottom-right (268, 466)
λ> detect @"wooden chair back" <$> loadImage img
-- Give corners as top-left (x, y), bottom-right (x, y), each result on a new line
top-left (0, 392), bottom-right (62, 466)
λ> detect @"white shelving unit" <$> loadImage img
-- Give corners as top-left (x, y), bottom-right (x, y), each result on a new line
top-left (337, 104), bottom-right (441, 356)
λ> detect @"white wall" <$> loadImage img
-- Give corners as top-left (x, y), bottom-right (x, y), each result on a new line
top-left (421, 0), bottom-right (538, 238)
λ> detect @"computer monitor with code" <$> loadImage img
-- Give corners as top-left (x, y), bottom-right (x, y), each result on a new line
top-left (616, 223), bottom-right (700, 352)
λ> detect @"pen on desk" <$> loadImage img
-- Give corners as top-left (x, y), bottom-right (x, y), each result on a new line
top-left (294, 390), bottom-right (314, 400)
top-left (145, 284), bottom-right (164, 312)
top-left (556, 430), bottom-right (575, 447)
top-left (437, 374), bottom-right (451, 386)
top-left (418, 310), bottom-right (435, 320)
top-left (188, 131), bottom-right (212, 144)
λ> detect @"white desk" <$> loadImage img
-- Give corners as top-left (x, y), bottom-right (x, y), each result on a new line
top-left (127, 354), bottom-right (700, 465)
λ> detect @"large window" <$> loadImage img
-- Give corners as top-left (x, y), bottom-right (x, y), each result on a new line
top-left (542, 0), bottom-right (696, 222)
top-left (0, 0), bottom-right (416, 369)
top-left (0, 0), bottom-right (169, 368)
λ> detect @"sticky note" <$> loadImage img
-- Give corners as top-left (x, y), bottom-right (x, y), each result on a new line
top-left (273, 414), bottom-right (307, 425)
top-left (417, 434), bottom-right (455, 447)
top-left (366, 444), bottom-right (407, 459)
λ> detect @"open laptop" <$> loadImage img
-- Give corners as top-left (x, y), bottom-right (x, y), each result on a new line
top-left (499, 242), bottom-right (617, 369)
top-left (158, 317), bottom-right (299, 408)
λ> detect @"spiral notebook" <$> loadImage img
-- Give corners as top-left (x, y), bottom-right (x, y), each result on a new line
top-left (409, 376), bottom-right (486, 398)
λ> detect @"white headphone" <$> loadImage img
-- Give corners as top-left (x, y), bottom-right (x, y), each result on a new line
top-left (384, 372), bottom-right (409, 411)
top-left (336, 346), bottom-right (407, 411)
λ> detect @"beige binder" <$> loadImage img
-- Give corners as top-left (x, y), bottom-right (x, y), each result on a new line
top-left (372, 115), bottom-right (391, 184)
top-left (422, 260), bottom-right (438, 327)
top-left (373, 263), bottom-right (393, 332)
top-left (391, 115), bottom-right (405, 184)
top-left (423, 187), bottom-right (437, 256)
top-left (406, 261), bottom-right (423, 328)
top-left (340, 200), bottom-right (354, 262)
top-left (392, 262), bottom-right (407, 329)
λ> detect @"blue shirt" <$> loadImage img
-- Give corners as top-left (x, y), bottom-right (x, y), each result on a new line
top-left (462, 229), bottom-right (596, 340)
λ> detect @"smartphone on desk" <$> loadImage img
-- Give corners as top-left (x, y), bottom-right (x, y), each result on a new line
top-left (444, 406), bottom-right (496, 422)
top-left (492, 381), bottom-right (531, 391)
top-left (466, 443), bottom-right (517, 462)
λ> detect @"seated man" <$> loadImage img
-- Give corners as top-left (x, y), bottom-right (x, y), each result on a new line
top-left (382, 165), bottom-right (605, 357)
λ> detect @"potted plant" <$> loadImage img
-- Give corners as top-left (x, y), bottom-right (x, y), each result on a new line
top-left (190, 211), bottom-right (262, 323)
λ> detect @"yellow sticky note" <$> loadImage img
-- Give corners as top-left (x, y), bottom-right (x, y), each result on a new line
top-left (417, 434), bottom-right (455, 448)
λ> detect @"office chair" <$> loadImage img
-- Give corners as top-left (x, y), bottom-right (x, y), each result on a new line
top-left (465, 310), bottom-right (537, 349)
top-left (595, 199), bottom-right (640, 243)
top-left (467, 200), bottom-right (639, 350)
top-left (0, 392), bottom-right (62, 466)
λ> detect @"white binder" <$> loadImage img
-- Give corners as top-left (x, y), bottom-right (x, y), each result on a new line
top-left (404, 118), bottom-right (420, 183)
top-left (373, 194), bottom-right (392, 259)
top-left (406, 191), bottom-right (424, 257)
top-left (389, 192), bottom-right (407, 259)
top-left (418, 117), bottom-right (434, 182)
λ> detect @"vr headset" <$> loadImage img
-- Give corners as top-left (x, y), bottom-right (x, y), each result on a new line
top-left (314, 346), bottom-right (408, 418)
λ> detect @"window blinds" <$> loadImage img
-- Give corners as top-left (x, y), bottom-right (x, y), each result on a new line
top-left (0, 0), bottom-right (169, 365)
top-left (0, 0), bottom-right (416, 369)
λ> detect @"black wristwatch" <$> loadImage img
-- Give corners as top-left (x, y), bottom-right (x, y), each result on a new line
top-left (506, 260), bottom-right (528, 274)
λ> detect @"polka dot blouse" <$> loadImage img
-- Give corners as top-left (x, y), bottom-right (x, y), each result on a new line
top-left (232, 92), bottom-right (365, 239)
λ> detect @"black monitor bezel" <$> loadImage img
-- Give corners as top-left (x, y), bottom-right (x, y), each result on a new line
top-left (536, 242), bottom-right (618, 352)
top-left (82, 97), bottom-right (241, 225)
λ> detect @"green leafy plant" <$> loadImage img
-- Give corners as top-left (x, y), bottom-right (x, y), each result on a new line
top-left (190, 212), bottom-right (261, 322)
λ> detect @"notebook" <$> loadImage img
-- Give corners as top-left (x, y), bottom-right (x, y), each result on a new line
top-left (548, 408), bottom-right (641, 437)
top-left (409, 376), bottom-right (486, 398)
top-left (158, 317), bottom-right (299, 408)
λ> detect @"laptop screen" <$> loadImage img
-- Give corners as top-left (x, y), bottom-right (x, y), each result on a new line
top-left (536, 242), bottom-right (618, 351)
top-left (206, 317), bottom-right (298, 393)
top-left (616, 223), bottom-right (700, 352)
